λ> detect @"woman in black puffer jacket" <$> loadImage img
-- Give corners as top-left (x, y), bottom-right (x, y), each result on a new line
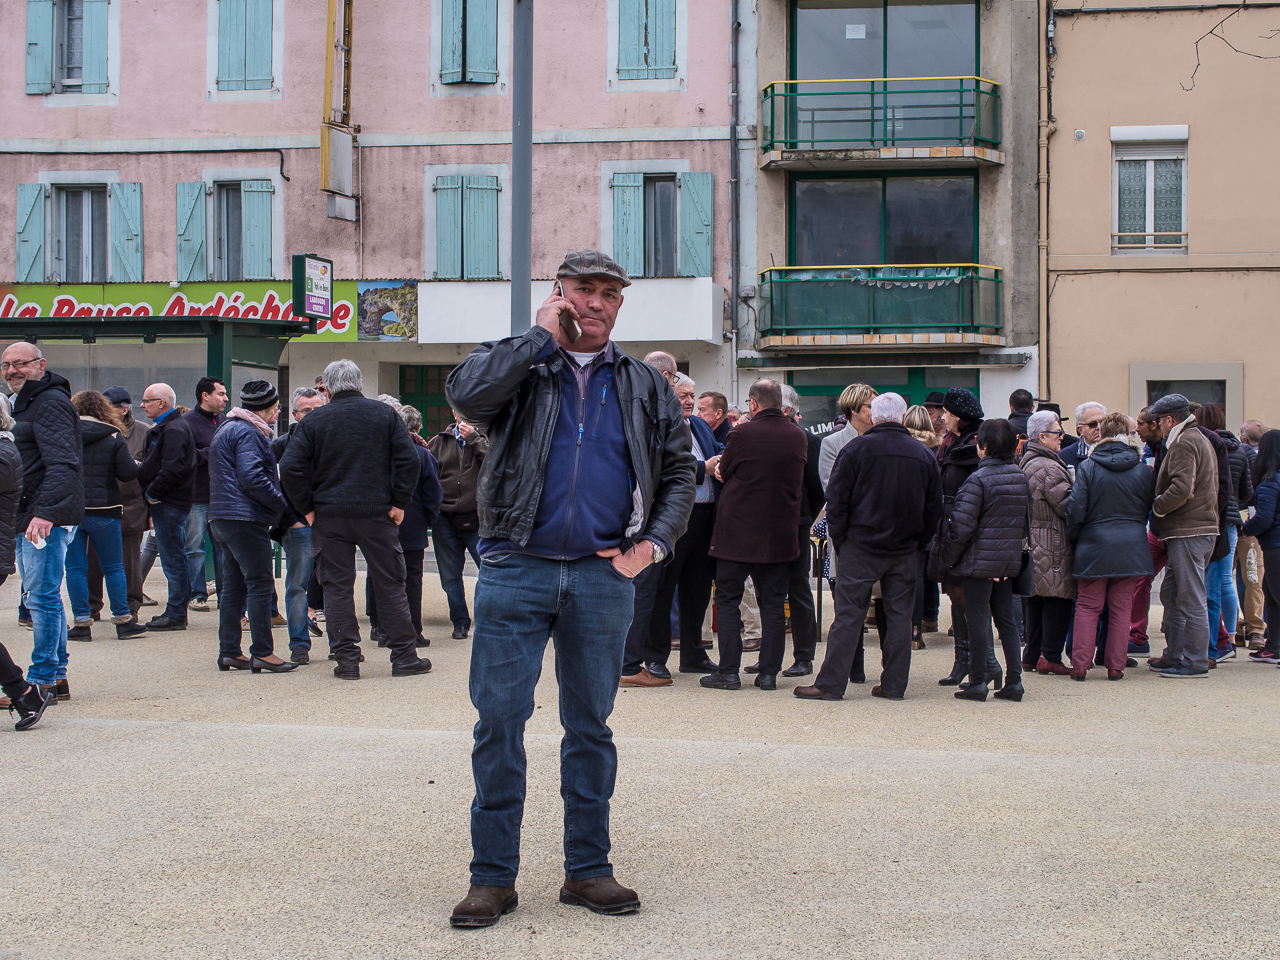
top-left (942, 419), bottom-right (1030, 702)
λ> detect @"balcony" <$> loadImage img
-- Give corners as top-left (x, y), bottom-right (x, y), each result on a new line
top-left (757, 264), bottom-right (1003, 351)
top-left (760, 77), bottom-right (1003, 171)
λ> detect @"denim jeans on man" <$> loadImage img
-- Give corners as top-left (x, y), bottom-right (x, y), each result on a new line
top-left (65, 515), bottom-right (130, 622)
top-left (469, 553), bottom-right (635, 886)
top-left (1206, 524), bottom-right (1239, 656)
top-left (150, 502), bottom-right (191, 620)
top-left (1160, 534), bottom-right (1216, 672)
top-left (184, 502), bottom-right (223, 602)
top-left (210, 519), bottom-right (277, 660)
top-left (431, 518), bottom-right (481, 630)
top-left (282, 524), bottom-right (315, 651)
top-left (20, 525), bottom-right (75, 687)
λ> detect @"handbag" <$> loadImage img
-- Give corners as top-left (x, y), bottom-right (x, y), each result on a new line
top-left (449, 511), bottom-right (480, 534)
top-left (1012, 502), bottom-right (1036, 597)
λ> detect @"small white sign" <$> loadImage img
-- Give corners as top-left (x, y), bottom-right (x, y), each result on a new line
top-left (846, 23), bottom-right (866, 39)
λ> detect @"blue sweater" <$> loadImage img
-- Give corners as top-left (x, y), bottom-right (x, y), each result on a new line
top-left (1242, 477), bottom-right (1280, 550)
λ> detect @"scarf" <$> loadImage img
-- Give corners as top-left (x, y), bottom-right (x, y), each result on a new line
top-left (224, 406), bottom-right (273, 439)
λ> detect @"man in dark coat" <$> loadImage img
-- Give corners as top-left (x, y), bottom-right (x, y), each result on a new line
top-left (137, 383), bottom-right (196, 630)
top-left (4, 343), bottom-right (83, 700)
top-left (426, 411), bottom-right (488, 639)
top-left (180, 376), bottom-right (227, 610)
top-left (702, 378), bottom-right (808, 692)
top-left (279, 359), bottom-right (431, 681)
top-left (796, 393), bottom-right (942, 701)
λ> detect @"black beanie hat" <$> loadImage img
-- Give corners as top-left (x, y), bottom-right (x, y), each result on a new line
top-left (240, 380), bottom-right (279, 412)
top-left (942, 387), bottom-right (983, 422)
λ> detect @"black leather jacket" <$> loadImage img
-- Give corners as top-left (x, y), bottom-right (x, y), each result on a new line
top-left (445, 325), bottom-right (695, 553)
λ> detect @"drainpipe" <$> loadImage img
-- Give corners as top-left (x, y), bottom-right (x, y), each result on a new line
top-left (1037, 0), bottom-right (1056, 399)
top-left (728, 0), bottom-right (742, 405)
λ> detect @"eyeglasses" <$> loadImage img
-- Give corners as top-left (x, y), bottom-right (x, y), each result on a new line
top-left (140, 397), bottom-right (164, 405)
top-left (1043, 430), bottom-right (1065, 437)
top-left (0, 358), bottom-right (39, 372)
top-left (1083, 420), bottom-right (1103, 429)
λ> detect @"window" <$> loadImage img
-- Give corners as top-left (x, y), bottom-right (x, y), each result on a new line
top-left (57, 185), bottom-right (107, 282)
top-left (610, 171), bottom-right (713, 278)
top-left (213, 180), bottom-right (273, 281)
top-left (792, 174), bottom-right (975, 265)
top-left (16, 180), bottom-right (141, 283)
top-left (793, 0), bottom-right (976, 80)
top-left (216, 0), bottom-right (273, 91)
top-left (25, 0), bottom-right (109, 95)
top-left (1147, 380), bottom-right (1225, 407)
top-left (400, 366), bottom-right (458, 438)
top-left (433, 176), bottom-right (501, 280)
top-left (440, 0), bottom-right (498, 84)
top-left (1113, 143), bottom-right (1186, 253)
top-left (619, 0), bottom-right (676, 80)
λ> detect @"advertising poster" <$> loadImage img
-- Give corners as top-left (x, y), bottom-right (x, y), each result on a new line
top-left (357, 280), bottom-right (418, 341)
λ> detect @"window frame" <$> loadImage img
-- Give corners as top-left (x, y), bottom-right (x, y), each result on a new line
top-left (213, 182), bottom-right (244, 282)
top-left (1111, 142), bottom-right (1188, 255)
top-left (606, 0), bottom-right (688, 93)
top-left (36, 0), bottom-right (119, 106)
top-left (55, 183), bottom-right (108, 283)
top-left (199, 166), bottom-right (286, 281)
top-left (430, 0), bottom-right (511, 98)
top-left (643, 174), bottom-right (679, 278)
top-left (33, 170), bottom-right (121, 282)
top-left (205, 0), bottom-right (284, 103)
top-left (422, 163), bottom-right (511, 280)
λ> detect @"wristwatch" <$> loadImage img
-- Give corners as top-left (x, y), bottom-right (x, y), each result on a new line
top-left (648, 541), bottom-right (666, 563)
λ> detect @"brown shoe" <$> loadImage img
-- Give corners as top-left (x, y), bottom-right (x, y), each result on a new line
top-left (922, 620), bottom-right (938, 633)
top-left (793, 684), bottom-right (842, 701)
top-left (271, 614), bottom-right (288, 627)
top-left (871, 684), bottom-right (903, 700)
top-left (619, 668), bottom-right (671, 688)
top-left (56, 678), bottom-right (71, 701)
top-left (450, 884), bottom-right (517, 927)
top-left (0, 696), bottom-right (9, 709)
top-left (742, 638), bottom-right (762, 652)
top-left (559, 875), bottom-right (640, 915)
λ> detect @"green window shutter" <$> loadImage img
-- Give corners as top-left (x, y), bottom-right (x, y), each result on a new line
top-left (217, 0), bottom-right (247, 91)
top-left (440, 0), bottom-right (464, 84)
top-left (611, 173), bottom-right (644, 278)
top-left (617, 0), bottom-right (647, 80)
top-left (245, 0), bottom-right (273, 90)
top-left (465, 0), bottom-right (499, 83)
top-left (240, 180), bottom-right (273, 279)
top-left (16, 184), bottom-right (46, 282)
top-left (648, 0), bottom-right (677, 79)
top-left (434, 176), bottom-right (463, 279)
top-left (176, 182), bottom-right (208, 282)
top-left (25, 0), bottom-right (54, 94)
top-left (108, 182), bottom-right (144, 282)
top-left (462, 176), bottom-right (500, 280)
top-left (678, 172), bottom-right (712, 277)
top-left (81, 0), bottom-right (109, 93)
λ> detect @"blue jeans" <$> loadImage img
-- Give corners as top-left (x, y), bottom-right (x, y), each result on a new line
top-left (20, 525), bottom-right (75, 686)
top-left (432, 519), bottom-right (480, 628)
top-left (210, 519), bottom-right (276, 659)
top-left (1207, 525), bottom-right (1239, 656)
top-left (150, 502), bottom-right (191, 620)
top-left (184, 503), bottom-right (223, 602)
top-left (66, 515), bottom-right (130, 622)
top-left (469, 553), bottom-right (636, 886)
top-left (283, 524), bottom-right (314, 650)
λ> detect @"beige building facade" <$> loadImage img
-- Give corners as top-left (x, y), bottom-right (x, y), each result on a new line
top-left (1045, 2), bottom-right (1280, 428)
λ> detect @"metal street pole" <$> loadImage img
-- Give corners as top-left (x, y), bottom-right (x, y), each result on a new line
top-left (510, 0), bottom-right (534, 337)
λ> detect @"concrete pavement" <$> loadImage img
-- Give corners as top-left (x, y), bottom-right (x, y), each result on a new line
top-left (2, 570), bottom-right (1278, 959)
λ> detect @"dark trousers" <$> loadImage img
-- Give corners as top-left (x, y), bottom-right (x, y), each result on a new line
top-left (961, 577), bottom-right (1022, 687)
top-left (815, 543), bottom-right (917, 698)
top-left (88, 531), bottom-right (145, 618)
top-left (1260, 550), bottom-right (1280, 654)
top-left (714, 559), bottom-right (789, 674)
top-left (0, 641), bottom-right (27, 699)
top-left (307, 567), bottom-right (324, 610)
top-left (922, 578), bottom-right (940, 622)
top-left (620, 563), bottom-right (665, 675)
top-left (1023, 595), bottom-right (1074, 665)
top-left (432, 517), bottom-right (481, 629)
top-left (647, 502), bottom-right (716, 669)
top-left (367, 547), bottom-right (426, 637)
top-left (313, 514), bottom-right (418, 667)
top-left (786, 524), bottom-right (818, 663)
top-left (210, 519), bottom-right (277, 660)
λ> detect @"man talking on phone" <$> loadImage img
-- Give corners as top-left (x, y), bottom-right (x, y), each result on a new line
top-left (445, 249), bottom-right (695, 927)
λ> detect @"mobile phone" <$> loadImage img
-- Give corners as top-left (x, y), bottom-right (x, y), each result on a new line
top-left (554, 280), bottom-right (581, 344)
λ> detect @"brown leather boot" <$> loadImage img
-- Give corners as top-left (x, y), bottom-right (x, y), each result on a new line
top-left (559, 875), bottom-right (640, 915)
top-left (449, 884), bottom-right (517, 928)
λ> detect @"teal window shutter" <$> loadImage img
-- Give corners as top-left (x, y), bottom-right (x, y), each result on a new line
top-left (240, 180), bottom-right (273, 279)
top-left (678, 172), bottom-right (712, 277)
top-left (26, 0), bottom-right (54, 94)
top-left (440, 0), bottom-right (464, 84)
top-left (81, 0), bottom-right (109, 93)
top-left (462, 176), bottom-right (501, 280)
top-left (611, 173), bottom-right (645, 278)
top-left (618, 0), bottom-right (677, 81)
top-left (465, 0), bottom-right (498, 83)
top-left (617, 0), bottom-right (647, 81)
top-left (649, 0), bottom-right (677, 79)
top-left (245, 0), bottom-right (273, 90)
top-left (434, 176), bottom-right (463, 279)
top-left (176, 182), bottom-right (208, 283)
top-left (217, 0), bottom-right (247, 90)
top-left (16, 184), bottom-right (46, 282)
top-left (108, 182), bottom-right (144, 282)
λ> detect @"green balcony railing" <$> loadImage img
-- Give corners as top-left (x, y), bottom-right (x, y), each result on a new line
top-left (758, 264), bottom-right (1002, 338)
top-left (761, 77), bottom-right (1001, 152)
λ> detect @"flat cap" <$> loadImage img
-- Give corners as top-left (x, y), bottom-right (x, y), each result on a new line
top-left (555, 249), bottom-right (631, 287)
top-left (102, 386), bottom-right (131, 405)
top-left (922, 391), bottom-right (946, 407)
top-left (1148, 393), bottom-right (1191, 418)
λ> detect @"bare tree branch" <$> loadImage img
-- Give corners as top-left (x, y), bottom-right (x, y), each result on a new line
top-left (1183, 4), bottom-right (1280, 91)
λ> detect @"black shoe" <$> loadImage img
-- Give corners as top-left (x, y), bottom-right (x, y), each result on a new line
top-left (251, 657), bottom-right (299, 674)
top-left (415, 634), bottom-right (431, 648)
top-left (678, 659), bottom-right (718, 674)
top-left (644, 662), bottom-right (672, 681)
top-left (146, 615), bottom-right (187, 631)
top-left (452, 622), bottom-right (471, 640)
top-left (754, 673), bottom-right (777, 691)
top-left (1126, 657), bottom-right (1139, 668)
top-left (743, 662), bottom-right (762, 674)
top-left (68, 624), bottom-right (93, 642)
top-left (961, 672), bottom-right (1002, 692)
top-left (9, 684), bottom-right (53, 731)
top-left (115, 621), bottom-right (148, 638)
top-left (391, 657), bottom-right (432, 677)
top-left (850, 672), bottom-right (866, 685)
top-left (371, 627), bottom-right (389, 648)
top-left (290, 649), bottom-right (310, 665)
top-left (334, 664), bottom-right (360, 680)
top-left (993, 680), bottom-right (1025, 702)
top-left (308, 618), bottom-right (322, 637)
top-left (700, 671), bottom-right (742, 690)
top-left (938, 662), bottom-right (968, 686)
top-left (329, 652), bottom-right (365, 663)
top-left (217, 655), bottom-right (253, 672)
top-left (955, 683), bottom-right (989, 702)
top-left (782, 660), bottom-right (812, 678)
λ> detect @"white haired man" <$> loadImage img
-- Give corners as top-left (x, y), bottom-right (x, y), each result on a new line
top-left (1061, 401), bottom-right (1107, 468)
top-left (796, 393), bottom-right (942, 700)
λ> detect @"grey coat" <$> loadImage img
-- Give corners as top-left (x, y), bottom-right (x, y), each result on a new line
top-left (941, 457), bottom-right (1030, 580)
top-left (1019, 441), bottom-right (1076, 598)
top-left (1065, 436), bottom-right (1156, 580)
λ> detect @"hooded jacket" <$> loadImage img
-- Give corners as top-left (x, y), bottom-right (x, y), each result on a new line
top-left (1019, 440), bottom-right (1076, 598)
top-left (941, 456), bottom-right (1030, 580)
top-left (1065, 435), bottom-right (1156, 579)
top-left (78, 417), bottom-right (140, 518)
top-left (11, 371), bottom-right (84, 530)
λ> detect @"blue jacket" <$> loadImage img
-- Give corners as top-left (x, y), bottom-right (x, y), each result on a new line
top-left (209, 416), bottom-right (290, 527)
top-left (398, 443), bottom-right (444, 551)
top-left (1242, 477), bottom-right (1280, 550)
top-left (688, 415), bottom-right (723, 490)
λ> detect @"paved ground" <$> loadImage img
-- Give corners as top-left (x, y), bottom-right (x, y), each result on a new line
top-left (3, 569), bottom-right (1278, 960)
